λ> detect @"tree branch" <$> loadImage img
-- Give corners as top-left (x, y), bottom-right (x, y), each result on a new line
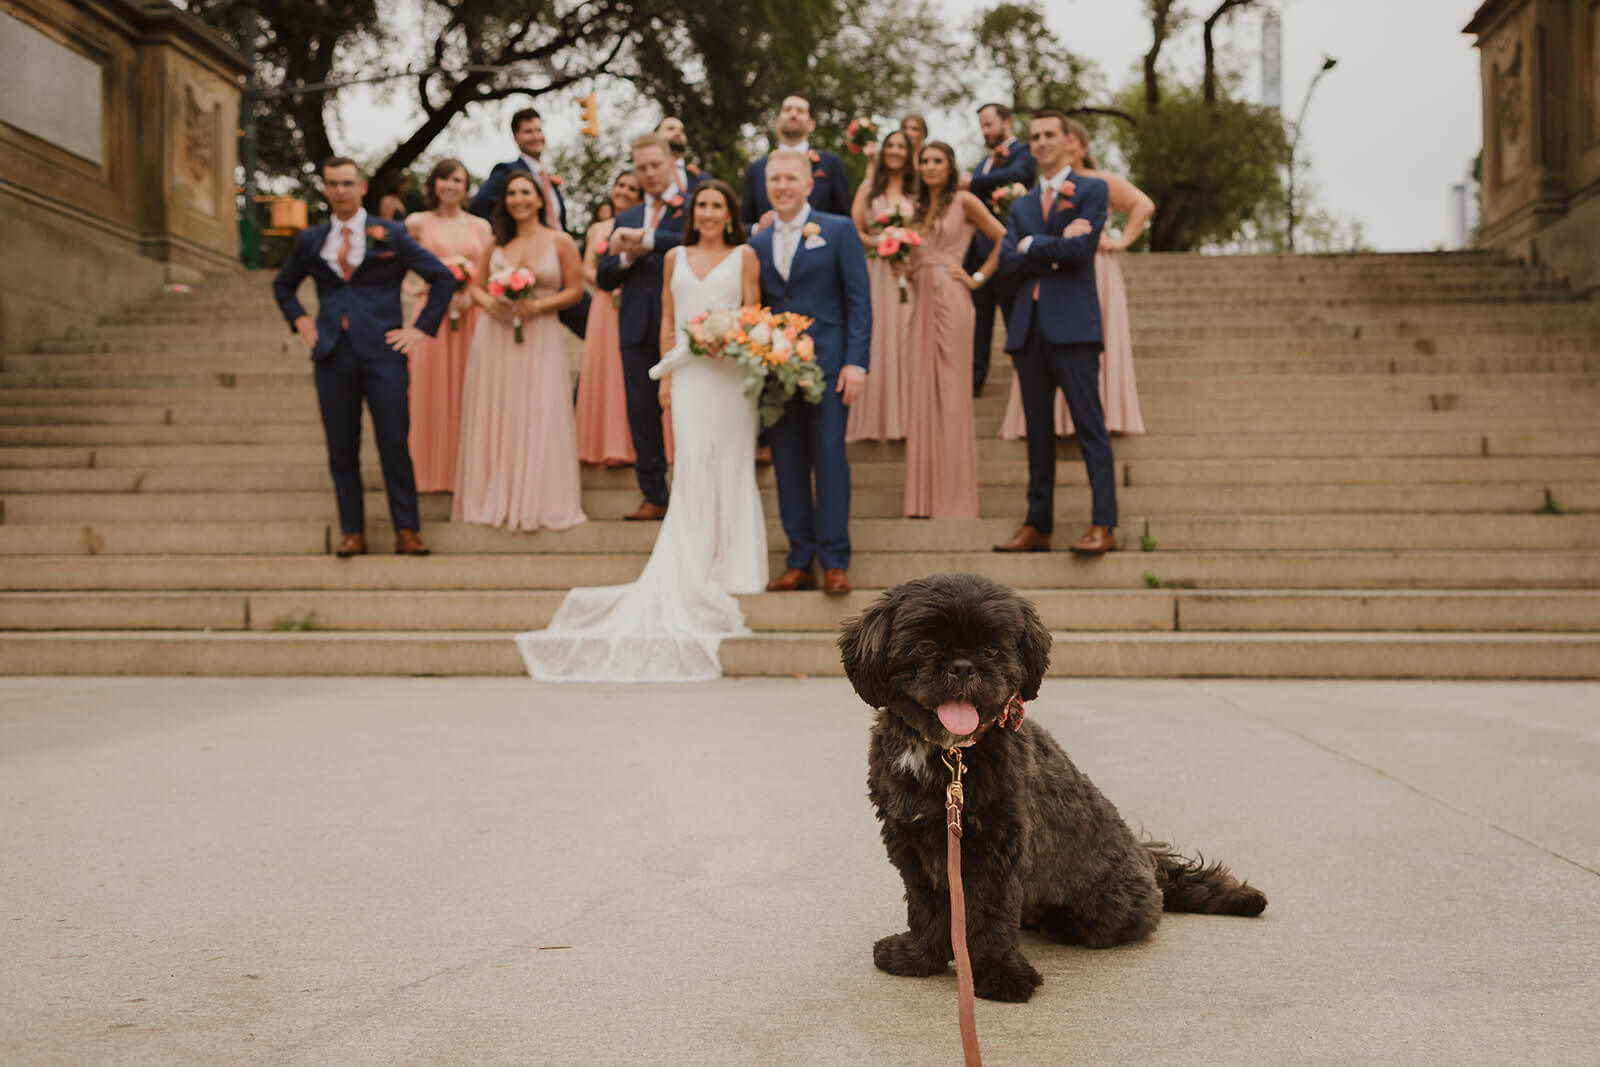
top-left (1067, 106), bottom-right (1139, 127)
top-left (1203, 0), bottom-right (1254, 105)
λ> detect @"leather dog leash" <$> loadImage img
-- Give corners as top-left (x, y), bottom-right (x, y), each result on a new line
top-left (943, 747), bottom-right (982, 1067)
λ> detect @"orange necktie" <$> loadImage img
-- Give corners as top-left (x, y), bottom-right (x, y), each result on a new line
top-left (648, 199), bottom-right (665, 229)
top-left (337, 224), bottom-right (354, 281)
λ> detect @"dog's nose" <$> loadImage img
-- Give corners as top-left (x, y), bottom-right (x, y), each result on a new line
top-left (948, 658), bottom-right (976, 681)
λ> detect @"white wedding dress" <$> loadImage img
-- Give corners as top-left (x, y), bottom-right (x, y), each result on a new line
top-left (517, 246), bottom-right (767, 681)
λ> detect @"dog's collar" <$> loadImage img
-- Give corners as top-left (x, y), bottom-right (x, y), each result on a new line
top-left (915, 692), bottom-right (1027, 749)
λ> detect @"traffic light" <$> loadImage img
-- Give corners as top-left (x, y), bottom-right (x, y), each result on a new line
top-left (579, 94), bottom-right (600, 138)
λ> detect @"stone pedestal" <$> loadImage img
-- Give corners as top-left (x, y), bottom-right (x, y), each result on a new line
top-left (1466, 0), bottom-right (1600, 293)
top-left (0, 0), bottom-right (248, 351)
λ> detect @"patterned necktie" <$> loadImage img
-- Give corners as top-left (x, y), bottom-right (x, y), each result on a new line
top-left (337, 225), bottom-right (353, 281)
top-left (776, 223), bottom-right (799, 281)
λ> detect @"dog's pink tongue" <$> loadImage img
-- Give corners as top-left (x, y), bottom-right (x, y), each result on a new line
top-left (937, 701), bottom-right (980, 736)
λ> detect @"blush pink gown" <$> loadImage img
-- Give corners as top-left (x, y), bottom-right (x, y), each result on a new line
top-left (574, 221), bottom-right (635, 467)
top-left (902, 199), bottom-right (980, 519)
top-left (846, 194), bottom-right (914, 443)
top-left (998, 247), bottom-right (1145, 439)
top-left (408, 213), bottom-right (487, 491)
top-left (452, 242), bottom-right (586, 532)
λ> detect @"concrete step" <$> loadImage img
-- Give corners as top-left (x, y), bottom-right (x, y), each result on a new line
top-left (8, 482), bottom-right (1595, 523)
top-left (3, 514), bottom-right (1596, 556)
top-left (3, 629), bottom-right (1595, 678)
top-left (5, 589), bottom-right (1596, 634)
top-left (5, 550), bottom-right (1597, 592)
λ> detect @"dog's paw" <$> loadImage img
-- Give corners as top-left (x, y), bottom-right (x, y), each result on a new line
top-left (972, 960), bottom-right (1043, 1002)
top-left (873, 932), bottom-right (948, 977)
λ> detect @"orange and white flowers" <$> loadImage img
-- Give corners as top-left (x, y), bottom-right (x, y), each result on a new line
top-left (486, 264), bottom-right (537, 342)
top-left (655, 304), bottom-right (821, 426)
top-left (991, 182), bottom-right (1028, 221)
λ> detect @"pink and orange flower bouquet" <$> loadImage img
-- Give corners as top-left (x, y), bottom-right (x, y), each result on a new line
top-left (485, 264), bottom-right (537, 343)
top-left (846, 117), bottom-right (878, 155)
top-left (444, 255), bottom-right (477, 331)
top-left (651, 305), bottom-right (822, 427)
top-left (869, 221), bottom-right (921, 303)
top-left (991, 182), bottom-right (1029, 222)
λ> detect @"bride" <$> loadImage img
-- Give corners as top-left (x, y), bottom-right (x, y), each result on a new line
top-left (517, 180), bottom-right (767, 681)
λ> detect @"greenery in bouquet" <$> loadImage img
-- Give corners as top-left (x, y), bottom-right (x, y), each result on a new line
top-left (682, 305), bottom-right (822, 427)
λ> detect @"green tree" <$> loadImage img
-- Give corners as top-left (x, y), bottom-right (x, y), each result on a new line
top-left (968, 2), bottom-right (1101, 118)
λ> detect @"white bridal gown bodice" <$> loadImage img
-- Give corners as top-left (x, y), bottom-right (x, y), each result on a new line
top-left (516, 245), bottom-right (767, 682)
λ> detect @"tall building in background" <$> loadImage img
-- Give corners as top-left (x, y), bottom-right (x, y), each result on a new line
top-left (1261, 10), bottom-right (1282, 110)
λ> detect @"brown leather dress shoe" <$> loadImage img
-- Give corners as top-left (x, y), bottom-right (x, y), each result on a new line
top-left (992, 524), bottom-right (1051, 553)
top-left (1069, 524), bottom-right (1117, 555)
top-left (765, 567), bottom-right (817, 592)
top-left (822, 569), bottom-right (851, 595)
top-left (394, 529), bottom-right (431, 556)
top-left (335, 532), bottom-right (366, 557)
top-left (623, 501), bottom-right (668, 521)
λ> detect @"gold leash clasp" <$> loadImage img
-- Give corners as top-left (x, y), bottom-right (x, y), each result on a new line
top-left (943, 747), bottom-right (966, 837)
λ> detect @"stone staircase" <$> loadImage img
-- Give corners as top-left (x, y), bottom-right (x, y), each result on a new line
top-left (2, 251), bottom-right (1598, 677)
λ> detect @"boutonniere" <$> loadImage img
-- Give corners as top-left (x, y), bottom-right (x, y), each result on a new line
top-left (801, 221), bottom-right (825, 249)
top-left (665, 193), bottom-right (685, 214)
top-left (687, 162), bottom-right (702, 177)
top-left (365, 224), bottom-right (388, 246)
top-left (547, 173), bottom-right (564, 187)
top-left (993, 143), bottom-right (1010, 162)
top-left (807, 149), bottom-right (821, 163)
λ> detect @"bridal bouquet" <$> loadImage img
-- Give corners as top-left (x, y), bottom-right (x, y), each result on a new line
top-left (486, 264), bottom-right (536, 342)
top-left (869, 222), bottom-right (921, 303)
top-left (652, 305), bottom-right (821, 427)
top-left (991, 182), bottom-right (1028, 221)
top-left (845, 117), bottom-right (878, 155)
top-left (444, 255), bottom-right (477, 331)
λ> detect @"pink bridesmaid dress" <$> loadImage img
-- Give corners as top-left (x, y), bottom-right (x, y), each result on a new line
top-left (452, 241), bottom-right (586, 532)
top-left (408, 213), bottom-right (487, 491)
top-left (574, 220), bottom-right (636, 467)
top-left (998, 247), bottom-right (1145, 439)
top-left (846, 194), bottom-right (914, 443)
top-left (902, 199), bottom-right (980, 519)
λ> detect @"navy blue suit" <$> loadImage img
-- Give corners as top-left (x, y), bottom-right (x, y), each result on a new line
top-left (998, 172), bottom-right (1117, 532)
top-left (964, 138), bottom-right (1036, 390)
top-left (272, 217), bottom-right (453, 535)
top-left (741, 151), bottom-right (852, 228)
top-left (750, 211), bottom-right (873, 571)
top-left (468, 158), bottom-right (590, 339)
top-left (595, 196), bottom-right (687, 507)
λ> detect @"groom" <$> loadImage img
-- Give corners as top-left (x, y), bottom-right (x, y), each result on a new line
top-left (750, 148), bottom-right (872, 595)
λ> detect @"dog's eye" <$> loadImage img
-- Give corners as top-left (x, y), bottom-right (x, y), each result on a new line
top-left (982, 646), bottom-right (1000, 658)
top-left (914, 640), bottom-right (937, 658)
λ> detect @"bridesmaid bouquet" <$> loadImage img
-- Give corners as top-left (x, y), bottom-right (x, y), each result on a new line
top-left (653, 305), bottom-right (821, 427)
top-left (846, 117), bottom-right (878, 155)
top-left (444, 255), bottom-right (477, 331)
top-left (991, 182), bottom-right (1029, 221)
top-left (486, 264), bottom-right (537, 343)
top-left (869, 226), bottom-right (921, 303)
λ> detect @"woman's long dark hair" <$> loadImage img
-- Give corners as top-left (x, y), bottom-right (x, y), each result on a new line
top-left (681, 179), bottom-right (746, 247)
top-left (866, 129), bottom-right (919, 207)
top-left (490, 171), bottom-right (546, 246)
top-left (911, 141), bottom-right (960, 233)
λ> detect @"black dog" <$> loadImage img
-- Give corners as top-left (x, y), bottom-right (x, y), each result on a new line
top-left (838, 573), bottom-right (1266, 1003)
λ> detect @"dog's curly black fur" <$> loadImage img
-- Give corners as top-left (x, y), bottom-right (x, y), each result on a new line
top-left (838, 573), bottom-right (1267, 1003)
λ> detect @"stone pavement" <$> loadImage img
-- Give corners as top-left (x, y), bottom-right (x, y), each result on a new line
top-left (2, 677), bottom-right (1597, 1065)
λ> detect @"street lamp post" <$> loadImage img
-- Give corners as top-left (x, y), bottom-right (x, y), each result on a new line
top-left (1286, 55), bottom-right (1337, 252)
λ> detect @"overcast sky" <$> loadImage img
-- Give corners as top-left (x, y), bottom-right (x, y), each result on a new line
top-left (336, 0), bottom-right (1485, 251)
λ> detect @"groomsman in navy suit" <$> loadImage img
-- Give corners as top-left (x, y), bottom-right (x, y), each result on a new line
top-left (468, 107), bottom-right (590, 339)
top-left (962, 102), bottom-right (1036, 396)
top-left (272, 157), bottom-right (454, 557)
top-left (994, 109), bottom-right (1118, 557)
top-left (596, 132), bottom-right (687, 521)
top-left (750, 149), bottom-right (873, 595)
top-left (657, 116), bottom-right (712, 195)
top-left (741, 95), bottom-right (852, 231)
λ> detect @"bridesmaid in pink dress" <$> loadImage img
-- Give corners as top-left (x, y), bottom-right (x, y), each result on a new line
top-left (452, 171), bottom-right (587, 532)
top-left (404, 159), bottom-right (491, 491)
top-left (575, 171), bottom-right (642, 466)
top-left (846, 129), bottom-right (918, 442)
top-left (998, 119), bottom-right (1152, 440)
top-left (902, 141), bottom-right (1006, 519)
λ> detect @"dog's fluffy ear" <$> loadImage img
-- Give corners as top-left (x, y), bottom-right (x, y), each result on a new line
top-left (1013, 595), bottom-right (1053, 701)
top-left (837, 589), bottom-right (898, 708)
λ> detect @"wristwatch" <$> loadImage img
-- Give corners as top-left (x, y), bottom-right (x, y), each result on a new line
top-left (971, 271), bottom-right (986, 285)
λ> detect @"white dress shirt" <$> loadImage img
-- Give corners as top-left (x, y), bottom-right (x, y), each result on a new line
top-left (320, 208), bottom-right (368, 277)
top-left (773, 203), bottom-right (812, 280)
